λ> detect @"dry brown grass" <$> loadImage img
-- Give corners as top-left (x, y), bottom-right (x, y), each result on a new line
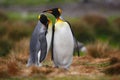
top-left (87, 41), bottom-right (120, 75)
top-left (7, 60), bottom-right (20, 76)
top-left (113, 17), bottom-right (120, 30)
top-left (0, 38), bottom-right (120, 79)
top-left (87, 41), bottom-right (113, 58)
top-left (0, 38), bottom-right (29, 78)
top-left (104, 63), bottom-right (120, 75)
top-left (0, 10), bottom-right (8, 21)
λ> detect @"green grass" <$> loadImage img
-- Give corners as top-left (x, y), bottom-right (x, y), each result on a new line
top-left (1, 75), bottom-right (120, 80)
top-left (108, 16), bottom-right (120, 24)
top-left (0, 0), bottom-right (79, 6)
top-left (52, 75), bottom-right (120, 80)
top-left (84, 62), bottom-right (110, 68)
top-left (74, 52), bottom-right (86, 56)
top-left (0, 39), bottom-right (12, 56)
top-left (7, 12), bottom-right (56, 23)
top-left (0, 26), bottom-right (7, 37)
top-left (7, 12), bottom-right (37, 21)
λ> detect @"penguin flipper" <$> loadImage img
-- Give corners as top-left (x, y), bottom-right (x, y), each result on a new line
top-left (66, 21), bottom-right (80, 56)
top-left (74, 38), bottom-right (80, 56)
top-left (39, 33), bottom-right (47, 63)
top-left (51, 25), bottom-right (55, 60)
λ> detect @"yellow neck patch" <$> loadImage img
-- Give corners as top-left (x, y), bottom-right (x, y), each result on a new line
top-left (57, 18), bottom-right (63, 22)
top-left (48, 20), bottom-right (52, 27)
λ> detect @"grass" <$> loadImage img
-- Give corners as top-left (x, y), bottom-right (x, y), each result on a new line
top-left (0, 11), bottom-right (35, 57)
top-left (0, 38), bottom-right (120, 79)
top-left (69, 14), bottom-right (120, 47)
top-left (0, 10), bottom-right (8, 21)
top-left (108, 16), bottom-right (120, 24)
top-left (0, 0), bottom-right (79, 6)
top-left (87, 41), bottom-right (110, 58)
top-left (7, 12), bottom-right (37, 21)
top-left (6, 12), bottom-right (120, 38)
top-left (52, 75), bottom-right (120, 80)
top-left (0, 26), bottom-right (7, 37)
top-left (1, 76), bottom-right (120, 80)
top-left (0, 39), bottom-right (12, 56)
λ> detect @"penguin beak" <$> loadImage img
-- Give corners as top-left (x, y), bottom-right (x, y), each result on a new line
top-left (43, 9), bottom-right (53, 14)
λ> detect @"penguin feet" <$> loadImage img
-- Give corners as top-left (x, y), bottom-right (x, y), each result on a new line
top-left (53, 65), bottom-right (59, 68)
top-left (26, 60), bottom-right (33, 67)
top-left (35, 63), bottom-right (42, 67)
top-left (64, 67), bottom-right (69, 71)
top-left (38, 63), bottom-right (42, 67)
top-left (26, 63), bottom-right (31, 67)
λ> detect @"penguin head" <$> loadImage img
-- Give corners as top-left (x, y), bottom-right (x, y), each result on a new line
top-left (43, 8), bottom-right (62, 19)
top-left (38, 14), bottom-right (50, 27)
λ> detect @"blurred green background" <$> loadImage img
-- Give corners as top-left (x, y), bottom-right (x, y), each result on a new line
top-left (0, 0), bottom-right (120, 56)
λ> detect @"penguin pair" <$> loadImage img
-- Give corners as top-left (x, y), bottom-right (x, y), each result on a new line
top-left (43, 8), bottom-right (87, 69)
top-left (27, 8), bottom-right (86, 69)
top-left (43, 8), bottom-right (76, 69)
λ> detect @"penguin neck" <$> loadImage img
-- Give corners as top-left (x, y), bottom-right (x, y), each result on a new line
top-left (48, 20), bottom-right (52, 29)
top-left (56, 16), bottom-right (64, 23)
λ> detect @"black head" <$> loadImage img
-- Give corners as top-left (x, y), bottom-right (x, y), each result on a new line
top-left (43, 8), bottom-right (62, 18)
top-left (38, 14), bottom-right (49, 27)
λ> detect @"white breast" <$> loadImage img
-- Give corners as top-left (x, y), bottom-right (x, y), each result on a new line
top-left (53, 21), bottom-right (74, 68)
top-left (46, 23), bottom-right (52, 53)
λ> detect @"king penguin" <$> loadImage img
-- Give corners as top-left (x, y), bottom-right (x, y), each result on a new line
top-left (27, 14), bottom-right (52, 67)
top-left (74, 40), bottom-right (87, 56)
top-left (43, 8), bottom-right (74, 69)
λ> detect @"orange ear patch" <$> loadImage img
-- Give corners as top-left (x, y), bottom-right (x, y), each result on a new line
top-left (38, 15), bottom-right (40, 20)
top-left (58, 8), bottom-right (62, 14)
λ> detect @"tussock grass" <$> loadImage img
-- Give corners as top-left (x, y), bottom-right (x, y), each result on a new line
top-left (70, 14), bottom-right (120, 46)
top-left (104, 63), bottom-right (120, 75)
top-left (0, 38), bottom-right (120, 79)
top-left (8, 27), bottom-right (31, 41)
top-left (82, 14), bottom-right (114, 37)
top-left (82, 14), bottom-right (108, 27)
top-left (110, 17), bottom-right (120, 45)
top-left (70, 18), bottom-right (95, 43)
top-left (87, 40), bottom-right (120, 63)
top-left (0, 39), bottom-right (12, 56)
top-left (0, 10), bottom-right (8, 21)
top-left (104, 51), bottom-right (120, 75)
top-left (0, 14), bottom-right (34, 56)
top-left (87, 41), bottom-right (120, 75)
top-left (0, 26), bottom-right (7, 37)
top-left (0, 38), bottom-right (29, 78)
top-left (113, 17), bottom-right (120, 30)
top-left (8, 38), bottom-right (29, 63)
top-left (110, 57), bottom-right (120, 65)
top-left (87, 41), bottom-right (113, 58)
top-left (7, 60), bottom-right (20, 76)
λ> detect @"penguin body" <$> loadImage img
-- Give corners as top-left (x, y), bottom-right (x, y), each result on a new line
top-left (43, 8), bottom-right (74, 69)
top-left (46, 21), bottom-right (52, 53)
top-left (27, 14), bottom-right (51, 67)
top-left (53, 20), bottom-right (74, 68)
